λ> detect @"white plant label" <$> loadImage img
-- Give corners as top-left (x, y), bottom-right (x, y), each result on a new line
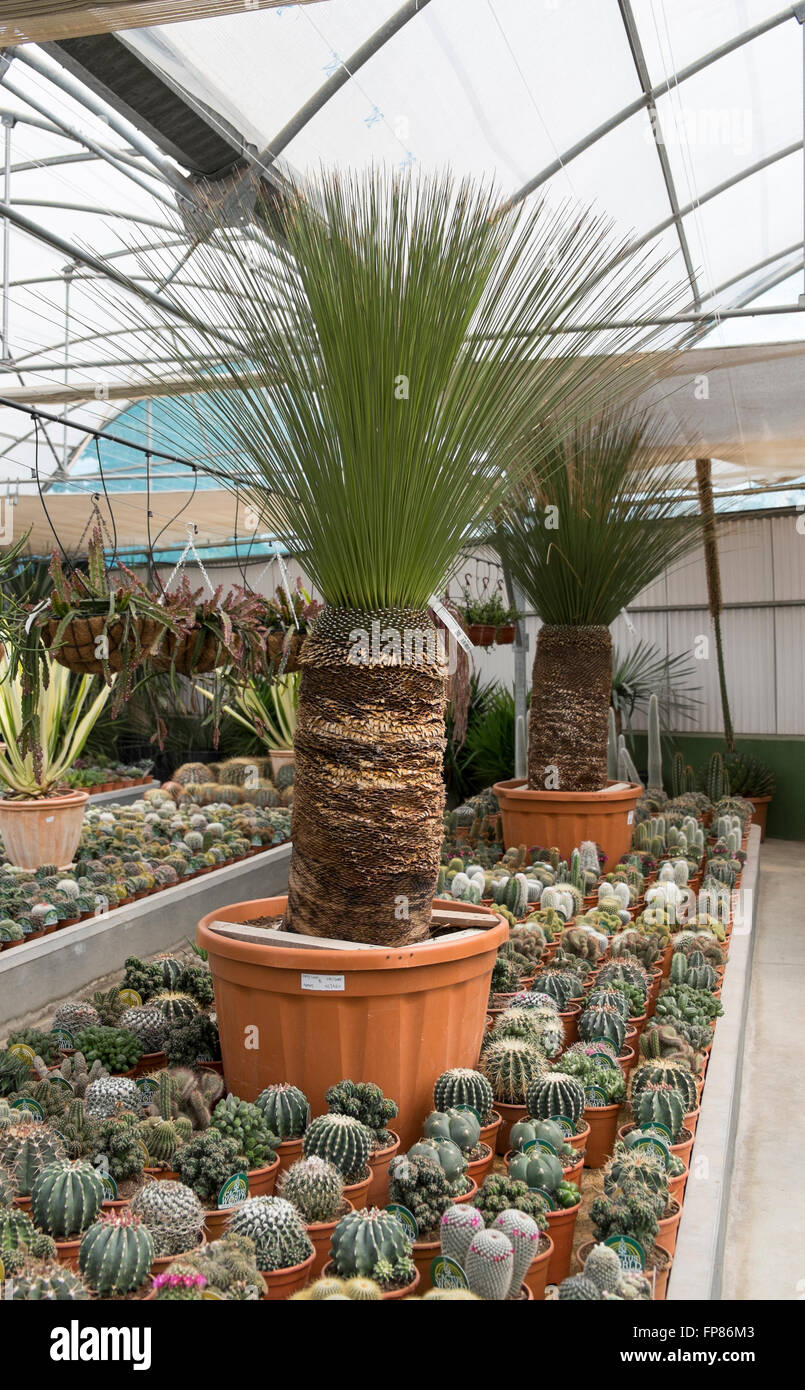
top-left (627, 811), bottom-right (634, 825)
top-left (301, 973), bottom-right (345, 992)
top-left (430, 597), bottom-right (473, 655)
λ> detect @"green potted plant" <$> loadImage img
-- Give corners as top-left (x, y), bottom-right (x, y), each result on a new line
top-left (0, 651), bottom-right (112, 870)
top-left (493, 415), bottom-right (700, 866)
top-left (455, 579), bottom-right (520, 647)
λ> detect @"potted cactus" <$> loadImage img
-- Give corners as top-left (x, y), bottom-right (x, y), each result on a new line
top-left (130, 1178), bottom-right (206, 1272)
top-left (227, 1195), bottom-right (315, 1299)
top-left (323, 1206), bottom-right (419, 1300)
top-left (255, 1082), bottom-right (309, 1174)
top-left (278, 1155), bottom-right (351, 1276)
top-left (387, 1150), bottom-right (456, 1292)
top-left (30, 1159), bottom-right (105, 1267)
top-left (324, 1078), bottom-right (400, 1206)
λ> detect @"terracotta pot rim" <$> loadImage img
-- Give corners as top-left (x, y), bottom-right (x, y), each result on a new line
top-left (306, 1198), bottom-right (354, 1235)
top-left (494, 778), bottom-right (643, 806)
top-left (320, 1259), bottom-right (420, 1300)
top-left (370, 1130), bottom-right (401, 1160)
top-left (198, 895), bottom-right (508, 970)
top-left (259, 1249), bottom-right (316, 1281)
top-left (0, 789), bottom-right (90, 810)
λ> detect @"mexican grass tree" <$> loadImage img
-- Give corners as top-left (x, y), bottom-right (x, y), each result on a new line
top-left (116, 168), bottom-right (681, 945)
top-left (494, 414), bottom-right (701, 795)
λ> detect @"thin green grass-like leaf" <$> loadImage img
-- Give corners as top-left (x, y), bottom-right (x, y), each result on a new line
top-left (106, 167), bottom-right (683, 611)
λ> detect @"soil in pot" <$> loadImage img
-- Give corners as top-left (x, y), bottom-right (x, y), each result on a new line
top-left (342, 1169), bottom-right (372, 1210)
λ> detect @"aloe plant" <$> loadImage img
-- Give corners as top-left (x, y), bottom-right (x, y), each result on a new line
top-left (196, 672), bottom-right (298, 753)
top-left (0, 652), bottom-right (112, 796)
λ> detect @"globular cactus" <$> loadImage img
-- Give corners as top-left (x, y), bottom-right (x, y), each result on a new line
top-left (487, 1006), bottom-right (563, 1058)
top-left (439, 1203), bottom-right (484, 1268)
top-left (530, 969), bottom-right (580, 1009)
top-left (559, 1273), bottom-right (601, 1300)
top-left (490, 955), bottom-right (523, 996)
top-left (633, 1086), bottom-right (686, 1142)
top-left (329, 1207), bottom-right (415, 1288)
top-left (526, 1071), bottom-right (586, 1125)
top-left (423, 1108), bottom-right (481, 1155)
top-left (586, 987), bottom-right (631, 1020)
top-left (138, 1114), bottom-right (192, 1166)
top-left (131, 1179), bottom-right (204, 1257)
top-left (255, 1083), bottom-right (309, 1140)
top-left (409, 1136), bottom-right (467, 1187)
top-left (228, 1195), bottom-right (313, 1272)
top-left (465, 1227), bottom-right (514, 1300)
top-left (84, 1075), bottom-right (141, 1120)
top-left (492, 1209), bottom-right (541, 1292)
top-left (479, 1039), bottom-right (547, 1105)
top-left (30, 1160), bottom-right (105, 1239)
top-left (302, 1113), bottom-right (372, 1183)
top-left (210, 1095), bottom-right (278, 1170)
top-left (0, 1122), bottom-right (66, 1196)
top-left (79, 1210), bottom-right (154, 1295)
top-left (52, 1001), bottom-right (101, 1034)
top-left (5, 1263), bottom-right (90, 1299)
top-left (0, 1205), bottom-right (56, 1264)
top-left (279, 1156), bottom-right (343, 1224)
top-left (630, 1061), bottom-right (698, 1111)
top-left (324, 1079), bottom-right (398, 1144)
top-left (387, 1153), bottom-right (452, 1238)
top-left (583, 1241), bottom-right (623, 1294)
top-left (433, 1069), bottom-right (494, 1123)
top-left (119, 1006), bottom-right (168, 1054)
top-left (151, 991), bottom-right (199, 1025)
top-left (578, 1003), bottom-right (627, 1051)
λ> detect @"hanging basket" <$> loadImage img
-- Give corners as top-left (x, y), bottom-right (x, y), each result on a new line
top-left (495, 624), bottom-right (516, 645)
top-left (43, 614), bottom-right (164, 676)
top-left (267, 632), bottom-right (306, 674)
top-left (464, 623), bottom-right (498, 647)
top-left (150, 628), bottom-right (222, 677)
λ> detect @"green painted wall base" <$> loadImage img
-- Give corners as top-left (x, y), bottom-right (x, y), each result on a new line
top-left (629, 732), bottom-right (804, 841)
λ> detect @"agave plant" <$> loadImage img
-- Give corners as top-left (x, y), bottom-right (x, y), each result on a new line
top-left (494, 414), bottom-right (701, 793)
top-left (117, 166), bottom-right (679, 945)
top-left (0, 651), bottom-right (112, 796)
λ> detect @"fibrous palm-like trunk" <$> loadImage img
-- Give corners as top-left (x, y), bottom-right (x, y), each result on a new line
top-left (285, 607), bottom-right (447, 947)
top-left (527, 625), bottom-right (613, 792)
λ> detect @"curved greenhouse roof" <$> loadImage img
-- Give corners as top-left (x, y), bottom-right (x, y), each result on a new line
top-left (0, 0), bottom-right (804, 530)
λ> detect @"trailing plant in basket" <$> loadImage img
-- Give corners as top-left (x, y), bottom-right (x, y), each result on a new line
top-left (121, 164), bottom-right (677, 946)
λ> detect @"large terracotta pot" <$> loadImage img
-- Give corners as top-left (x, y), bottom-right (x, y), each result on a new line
top-left (0, 789), bottom-right (89, 870)
top-left (748, 794), bottom-right (771, 841)
top-left (198, 896), bottom-right (507, 1152)
top-left (494, 778), bottom-right (642, 869)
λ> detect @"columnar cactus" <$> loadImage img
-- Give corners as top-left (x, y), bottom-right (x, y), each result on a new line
top-left (526, 1072), bottom-right (586, 1125)
top-left (479, 1039), bottom-right (547, 1105)
top-left (30, 1160), bottom-right (105, 1239)
top-left (255, 1083), bottom-right (309, 1140)
top-left (492, 1209), bottom-right (541, 1292)
top-left (279, 1156), bottom-right (344, 1224)
top-left (433, 1069), bottom-right (494, 1123)
top-left (439, 1203), bottom-right (484, 1268)
top-left (329, 1207), bottom-right (415, 1288)
top-left (228, 1195), bottom-right (313, 1272)
top-left (131, 1179), bottom-right (204, 1257)
top-left (584, 1241), bottom-right (623, 1294)
top-left (79, 1210), bottom-right (154, 1295)
top-left (302, 1113), bottom-right (372, 1182)
top-left (465, 1228), bottom-right (514, 1300)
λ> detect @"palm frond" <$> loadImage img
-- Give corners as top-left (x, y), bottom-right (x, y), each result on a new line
top-left (612, 639), bottom-right (701, 729)
top-left (108, 167), bottom-right (684, 611)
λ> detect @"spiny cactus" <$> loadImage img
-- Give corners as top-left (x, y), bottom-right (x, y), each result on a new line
top-left (433, 1069), bottom-right (494, 1123)
top-left (633, 1086), bottom-right (686, 1142)
top-left (329, 1207), bottom-right (415, 1288)
top-left (0, 1205), bottom-right (56, 1264)
top-left (130, 1179), bottom-right (204, 1257)
top-left (79, 1210), bottom-right (154, 1295)
top-left (387, 1152), bottom-right (452, 1238)
top-left (5, 1261), bottom-right (91, 1299)
top-left (526, 1071), bottom-right (586, 1126)
top-left (486, 1006), bottom-right (563, 1058)
top-left (210, 1095), bottom-right (278, 1170)
top-left (439, 1203), bottom-right (484, 1268)
top-left (559, 1273), bottom-right (601, 1300)
top-left (630, 1061), bottom-right (697, 1111)
top-left (578, 1003), bottom-right (627, 1051)
top-left (255, 1083), bottom-right (309, 1141)
top-left (324, 1079), bottom-right (398, 1146)
top-left (52, 1001), bottom-right (101, 1035)
top-left (30, 1160), bottom-right (105, 1239)
top-left (151, 991), bottom-right (199, 1026)
top-left (465, 1227), bottom-right (514, 1300)
top-left (173, 1127), bottom-right (247, 1203)
top-left (84, 1074), bottom-right (141, 1120)
top-left (57, 1052), bottom-right (108, 1099)
top-left (584, 1241), bottom-right (623, 1294)
top-left (479, 1038), bottom-right (548, 1105)
top-left (138, 1113), bottom-right (192, 1167)
top-left (279, 1156), bottom-right (344, 1225)
top-left (491, 1208), bottom-right (541, 1292)
top-left (0, 1122), bottom-right (67, 1196)
top-left (227, 1195), bottom-right (313, 1272)
top-left (302, 1113), bottom-right (372, 1183)
top-left (119, 1006), bottom-right (168, 1054)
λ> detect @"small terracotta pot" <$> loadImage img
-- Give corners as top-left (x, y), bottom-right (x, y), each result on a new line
top-left (411, 1235), bottom-right (440, 1294)
top-left (522, 1232), bottom-right (553, 1299)
top-left (274, 1136), bottom-right (305, 1176)
top-left (655, 1198), bottom-right (682, 1256)
top-left (452, 1177), bottom-right (478, 1206)
top-left (667, 1163), bottom-right (688, 1203)
top-left (261, 1249), bottom-right (316, 1300)
top-left (320, 1259), bottom-right (420, 1301)
top-left (576, 1239), bottom-right (671, 1300)
top-left (629, 1013), bottom-right (648, 1041)
top-left (132, 1051), bottom-right (167, 1078)
top-left (248, 1155), bottom-right (281, 1198)
top-left (13, 1195), bottom-right (32, 1211)
top-left (494, 1101), bottom-right (527, 1155)
top-left (559, 1003), bottom-right (581, 1047)
top-left (307, 1199), bottom-right (354, 1277)
top-left (466, 1142), bottom-right (495, 1188)
top-left (562, 1152), bottom-right (584, 1188)
top-left (143, 1167), bottom-right (181, 1182)
top-left (342, 1170), bottom-right (372, 1210)
top-left (568, 1119), bottom-right (590, 1155)
top-left (618, 1123), bottom-right (694, 1165)
top-left (684, 1106), bottom-right (701, 1135)
top-left (102, 1198), bottom-right (130, 1214)
top-left (202, 1204), bottom-right (234, 1241)
top-left (583, 1103), bottom-right (621, 1168)
top-left (545, 1202), bottom-right (580, 1284)
top-left (480, 1112), bottom-right (502, 1154)
top-left (54, 1236), bottom-right (83, 1269)
top-left (617, 1046), bottom-right (636, 1077)
top-left (367, 1131), bottom-right (401, 1207)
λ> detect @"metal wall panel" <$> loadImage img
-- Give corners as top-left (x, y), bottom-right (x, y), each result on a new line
top-left (774, 605), bottom-right (805, 735)
top-left (770, 515), bottom-right (805, 601)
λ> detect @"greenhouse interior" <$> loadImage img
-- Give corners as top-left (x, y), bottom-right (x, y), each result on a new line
top-left (0, 0), bottom-right (801, 1334)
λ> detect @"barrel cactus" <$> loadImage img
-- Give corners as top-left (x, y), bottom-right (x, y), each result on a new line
top-left (6, 1263), bottom-right (90, 1299)
top-left (131, 1178), bottom-right (204, 1257)
top-left (278, 1156), bottom-right (344, 1224)
top-left (633, 1086), bottom-right (686, 1142)
top-left (52, 1001), bottom-right (101, 1034)
top-left (630, 1061), bottom-right (698, 1112)
top-left (0, 1205), bottom-right (56, 1264)
top-left (119, 1006), bottom-right (168, 1054)
top-left (578, 1003), bottom-right (627, 1051)
top-left (151, 991), bottom-right (199, 1025)
top-left (488, 1005), bottom-right (563, 1058)
top-left (255, 1083), bottom-right (309, 1140)
top-left (227, 1195), bottom-right (313, 1272)
top-left (79, 1210), bottom-right (154, 1295)
top-left (0, 1122), bottom-right (66, 1196)
top-left (329, 1207), bottom-right (415, 1289)
top-left (302, 1113), bottom-right (372, 1183)
top-left (479, 1039), bottom-right (547, 1105)
top-left (526, 1071), bottom-right (586, 1125)
top-left (84, 1075), bottom-right (141, 1120)
top-left (30, 1160), bottom-right (105, 1239)
top-left (433, 1068), bottom-right (494, 1124)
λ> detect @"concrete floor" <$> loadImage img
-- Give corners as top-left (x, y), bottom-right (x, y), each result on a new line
top-left (721, 838), bottom-right (805, 1300)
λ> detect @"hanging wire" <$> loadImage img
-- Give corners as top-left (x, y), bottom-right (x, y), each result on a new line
top-left (31, 412), bottom-right (71, 566)
top-left (93, 433), bottom-right (119, 569)
top-left (149, 463), bottom-right (198, 554)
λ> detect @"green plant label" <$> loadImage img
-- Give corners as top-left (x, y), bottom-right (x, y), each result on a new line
top-left (534, 1186), bottom-right (556, 1210)
top-left (430, 1255), bottom-right (470, 1290)
top-left (630, 1134), bottom-right (669, 1168)
top-left (553, 1114), bottom-right (575, 1139)
top-left (49, 1076), bottom-right (73, 1093)
top-left (218, 1172), bottom-right (249, 1209)
top-left (587, 1048), bottom-right (619, 1069)
top-left (643, 1121), bottom-right (673, 1142)
top-left (604, 1234), bottom-right (646, 1271)
top-left (100, 1173), bottom-right (118, 1201)
top-left (201, 1289), bottom-right (224, 1299)
top-left (590, 1038), bottom-right (621, 1058)
top-left (8, 1043), bottom-right (35, 1067)
top-left (136, 1076), bottom-right (158, 1104)
top-left (50, 1027), bottom-right (74, 1051)
top-left (118, 988), bottom-right (142, 1008)
top-left (386, 1203), bottom-right (418, 1241)
top-left (585, 1085), bottom-right (610, 1107)
top-left (136, 1138), bottom-right (151, 1165)
top-left (535, 1138), bottom-right (559, 1156)
top-left (453, 1104), bottom-right (483, 1125)
top-left (11, 1097), bottom-right (44, 1120)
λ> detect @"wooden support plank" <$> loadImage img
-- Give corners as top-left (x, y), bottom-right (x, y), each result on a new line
top-left (207, 918), bottom-right (492, 951)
